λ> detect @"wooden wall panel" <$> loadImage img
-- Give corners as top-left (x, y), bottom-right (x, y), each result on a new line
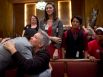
top-left (0, 0), bottom-right (13, 37)
top-left (26, 4), bottom-right (36, 25)
top-left (13, 4), bottom-right (24, 36)
top-left (85, 0), bottom-right (103, 26)
top-left (71, 0), bottom-right (84, 17)
top-left (58, 1), bottom-right (71, 25)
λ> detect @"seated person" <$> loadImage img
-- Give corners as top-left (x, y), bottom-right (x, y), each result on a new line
top-left (1, 30), bottom-right (51, 77)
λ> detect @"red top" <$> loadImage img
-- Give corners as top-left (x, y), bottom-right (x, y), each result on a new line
top-left (88, 40), bottom-right (103, 59)
top-left (47, 25), bottom-right (63, 58)
top-left (47, 25), bottom-right (52, 36)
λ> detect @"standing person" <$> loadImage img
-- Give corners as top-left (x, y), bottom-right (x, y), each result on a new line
top-left (63, 16), bottom-right (87, 59)
top-left (3, 30), bottom-right (51, 77)
top-left (39, 2), bottom-right (63, 59)
top-left (22, 15), bottom-right (39, 40)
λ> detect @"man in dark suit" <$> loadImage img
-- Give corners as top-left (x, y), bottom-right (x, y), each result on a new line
top-left (3, 30), bottom-right (51, 77)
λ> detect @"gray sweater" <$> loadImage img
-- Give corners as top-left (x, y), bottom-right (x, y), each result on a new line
top-left (0, 37), bottom-right (33, 71)
top-left (39, 19), bottom-right (63, 48)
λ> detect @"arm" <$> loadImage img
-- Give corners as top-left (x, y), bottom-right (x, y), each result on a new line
top-left (49, 36), bottom-right (62, 44)
top-left (58, 20), bottom-right (64, 38)
top-left (85, 51), bottom-right (96, 61)
top-left (22, 26), bottom-right (27, 37)
top-left (86, 42), bottom-right (96, 61)
top-left (22, 30), bottom-right (25, 37)
top-left (12, 51), bottom-right (50, 74)
top-left (3, 41), bottom-right (50, 74)
top-left (54, 20), bottom-right (63, 48)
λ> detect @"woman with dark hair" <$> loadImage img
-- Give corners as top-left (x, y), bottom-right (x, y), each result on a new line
top-left (39, 2), bottom-right (63, 59)
top-left (63, 16), bottom-right (87, 59)
top-left (22, 15), bottom-right (39, 40)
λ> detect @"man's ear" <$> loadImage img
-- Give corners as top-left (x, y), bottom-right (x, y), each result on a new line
top-left (39, 43), bottom-right (43, 48)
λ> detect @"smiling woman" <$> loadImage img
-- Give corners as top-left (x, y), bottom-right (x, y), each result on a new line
top-left (39, 2), bottom-right (64, 59)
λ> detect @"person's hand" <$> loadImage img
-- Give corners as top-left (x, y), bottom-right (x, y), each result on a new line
top-left (53, 49), bottom-right (59, 60)
top-left (89, 56), bottom-right (96, 62)
top-left (50, 37), bottom-right (62, 44)
top-left (3, 40), bottom-right (17, 54)
top-left (1, 38), bottom-right (11, 44)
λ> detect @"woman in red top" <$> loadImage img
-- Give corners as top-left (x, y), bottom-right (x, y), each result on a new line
top-left (39, 3), bottom-right (63, 59)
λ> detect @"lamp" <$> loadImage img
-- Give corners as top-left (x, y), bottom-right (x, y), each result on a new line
top-left (36, 0), bottom-right (47, 10)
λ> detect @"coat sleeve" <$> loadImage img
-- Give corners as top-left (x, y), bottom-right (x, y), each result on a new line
top-left (12, 51), bottom-right (50, 75)
top-left (54, 20), bottom-right (63, 48)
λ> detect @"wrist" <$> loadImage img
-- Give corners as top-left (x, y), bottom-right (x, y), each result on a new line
top-left (10, 48), bottom-right (17, 55)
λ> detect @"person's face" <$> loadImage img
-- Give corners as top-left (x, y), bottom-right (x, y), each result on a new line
top-left (30, 33), bottom-right (42, 48)
top-left (71, 18), bottom-right (80, 29)
top-left (96, 31), bottom-right (103, 44)
top-left (46, 4), bottom-right (54, 16)
top-left (31, 16), bottom-right (37, 24)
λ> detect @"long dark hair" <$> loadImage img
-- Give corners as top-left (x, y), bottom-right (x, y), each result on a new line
top-left (44, 2), bottom-right (57, 22)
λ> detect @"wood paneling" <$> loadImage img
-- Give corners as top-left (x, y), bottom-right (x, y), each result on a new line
top-left (26, 4), bottom-right (36, 25)
top-left (58, 1), bottom-right (71, 25)
top-left (71, 0), bottom-right (84, 17)
top-left (85, 0), bottom-right (103, 26)
top-left (13, 4), bottom-right (24, 36)
top-left (0, 0), bottom-right (13, 37)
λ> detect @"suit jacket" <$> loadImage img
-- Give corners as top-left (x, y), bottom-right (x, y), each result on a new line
top-left (0, 37), bottom-right (33, 71)
top-left (39, 19), bottom-right (63, 48)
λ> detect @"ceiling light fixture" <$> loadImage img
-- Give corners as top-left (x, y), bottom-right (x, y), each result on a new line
top-left (36, 0), bottom-right (47, 10)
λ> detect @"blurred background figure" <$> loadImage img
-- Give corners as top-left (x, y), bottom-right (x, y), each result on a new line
top-left (87, 27), bottom-right (103, 61)
top-left (86, 27), bottom-right (103, 77)
top-left (22, 15), bottom-right (39, 40)
top-left (83, 17), bottom-right (96, 42)
top-left (89, 8), bottom-right (98, 29)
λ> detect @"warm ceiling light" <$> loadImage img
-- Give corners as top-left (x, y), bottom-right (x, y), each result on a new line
top-left (36, 0), bottom-right (47, 10)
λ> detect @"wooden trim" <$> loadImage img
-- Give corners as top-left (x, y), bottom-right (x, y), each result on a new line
top-left (50, 59), bottom-right (99, 62)
top-left (13, 0), bottom-right (54, 3)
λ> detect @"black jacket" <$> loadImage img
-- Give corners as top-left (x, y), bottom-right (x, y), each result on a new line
top-left (12, 49), bottom-right (50, 75)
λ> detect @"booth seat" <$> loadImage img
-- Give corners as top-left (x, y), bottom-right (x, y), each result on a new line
top-left (5, 59), bottom-right (103, 77)
top-left (50, 59), bottom-right (102, 77)
top-left (66, 60), bottom-right (98, 77)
